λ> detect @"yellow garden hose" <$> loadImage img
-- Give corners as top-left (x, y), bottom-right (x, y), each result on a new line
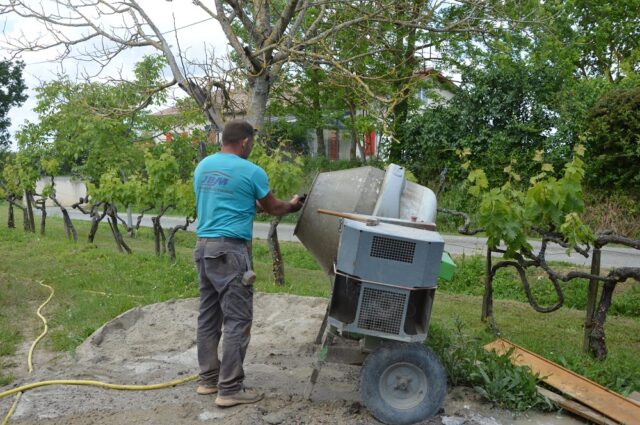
top-left (1, 393), bottom-right (20, 425)
top-left (1, 281), bottom-right (198, 424)
top-left (0, 375), bottom-right (198, 400)
top-left (2, 281), bottom-right (53, 425)
top-left (28, 282), bottom-right (54, 374)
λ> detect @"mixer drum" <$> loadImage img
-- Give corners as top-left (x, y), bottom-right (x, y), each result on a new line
top-left (294, 166), bottom-right (384, 274)
top-left (294, 165), bottom-right (437, 275)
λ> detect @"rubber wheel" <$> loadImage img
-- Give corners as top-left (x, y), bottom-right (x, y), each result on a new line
top-left (360, 343), bottom-right (446, 425)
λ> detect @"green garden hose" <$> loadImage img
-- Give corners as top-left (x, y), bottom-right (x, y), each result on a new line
top-left (1, 281), bottom-right (198, 424)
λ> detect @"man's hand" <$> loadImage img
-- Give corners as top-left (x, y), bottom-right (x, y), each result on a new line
top-left (288, 194), bottom-right (304, 213)
top-left (258, 192), bottom-right (304, 216)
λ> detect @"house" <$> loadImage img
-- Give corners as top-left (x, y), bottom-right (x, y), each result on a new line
top-left (308, 69), bottom-right (457, 161)
top-left (152, 68), bottom-right (456, 161)
top-left (34, 176), bottom-right (87, 207)
top-left (153, 88), bottom-right (250, 144)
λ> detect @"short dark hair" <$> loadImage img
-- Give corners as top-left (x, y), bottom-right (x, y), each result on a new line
top-left (222, 119), bottom-right (255, 145)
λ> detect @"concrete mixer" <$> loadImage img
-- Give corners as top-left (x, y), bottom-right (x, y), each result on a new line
top-left (295, 164), bottom-right (455, 425)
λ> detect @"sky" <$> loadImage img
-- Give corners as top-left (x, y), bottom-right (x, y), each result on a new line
top-left (1, 0), bottom-right (229, 146)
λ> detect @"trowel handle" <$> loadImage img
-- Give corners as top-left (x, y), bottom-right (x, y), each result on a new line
top-left (317, 209), bottom-right (370, 222)
top-left (317, 208), bottom-right (437, 231)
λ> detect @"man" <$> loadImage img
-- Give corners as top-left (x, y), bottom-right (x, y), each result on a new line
top-left (193, 119), bottom-right (303, 407)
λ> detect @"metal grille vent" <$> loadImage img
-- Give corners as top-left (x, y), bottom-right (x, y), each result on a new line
top-left (370, 236), bottom-right (416, 263)
top-left (357, 287), bottom-right (407, 335)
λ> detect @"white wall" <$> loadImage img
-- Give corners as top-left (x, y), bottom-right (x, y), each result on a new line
top-left (35, 176), bottom-right (87, 207)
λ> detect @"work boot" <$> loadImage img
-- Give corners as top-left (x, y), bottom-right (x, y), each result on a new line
top-left (196, 385), bottom-right (218, 395)
top-left (215, 388), bottom-right (263, 407)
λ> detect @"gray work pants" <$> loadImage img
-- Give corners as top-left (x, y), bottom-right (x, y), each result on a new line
top-left (194, 238), bottom-right (253, 396)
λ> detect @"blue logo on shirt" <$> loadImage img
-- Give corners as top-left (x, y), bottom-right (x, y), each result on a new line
top-left (202, 171), bottom-right (230, 187)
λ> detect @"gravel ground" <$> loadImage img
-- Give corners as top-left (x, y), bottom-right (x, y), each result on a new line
top-left (0, 294), bottom-right (585, 425)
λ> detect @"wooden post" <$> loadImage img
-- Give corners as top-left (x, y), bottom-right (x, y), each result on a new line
top-left (481, 247), bottom-right (493, 322)
top-left (583, 248), bottom-right (601, 353)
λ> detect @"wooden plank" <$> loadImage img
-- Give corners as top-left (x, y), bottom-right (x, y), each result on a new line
top-left (537, 386), bottom-right (618, 425)
top-left (484, 338), bottom-right (640, 425)
top-left (629, 391), bottom-right (640, 405)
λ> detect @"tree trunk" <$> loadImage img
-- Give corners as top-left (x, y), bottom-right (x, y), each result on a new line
top-left (88, 206), bottom-right (107, 243)
top-left (246, 74), bottom-right (270, 130)
top-left (588, 280), bottom-right (616, 360)
top-left (389, 96), bottom-right (409, 163)
top-left (25, 191), bottom-right (36, 233)
top-left (199, 141), bottom-right (207, 161)
top-left (22, 207), bottom-right (31, 232)
top-left (131, 207), bottom-right (153, 237)
top-left (152, 206), bottom-right (172, 256)
top-left (583, 248), bottom-right (601, 353)
top-left (315, 127), bottom-right (326, 157)
top-left (39, 202), bottom-right (46, 236)
top-left (309, 66), bottom-right (326, 157)
top-left (8, 203), bottom-right (15, 228)
top-left (347, 102), bottom-right (358, 160)
top-left (152, 216), bottom-right (161, 256)
top-left (481, 247), bottom-right (493, 322)
top-left (436, 167), bottom-right (448, 196)
top-left (115, 212), bottom-right (133, 235)
top-left (168, 218), bottom-right (192, 263)
top-left (126, 205), bottom-right (133, 236)
top-left (50, 194), bottom-right (78, 241)
top-left (108, 206), bottom-right (132, 254)
top-left (267, 216), bottom-right (285, 285)
top-left (61, 209), bottom-right (78, 242)
top-left (118, 170), bottom-right (134, 237)
top-left (388, 10), bottom-right (417, 163)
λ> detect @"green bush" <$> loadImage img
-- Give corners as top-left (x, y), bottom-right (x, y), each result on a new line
top-left (586, 87), bottom-right (640, 190)
top-left (555, 354), bottom-right (640, 396)
top-left (427, 320), bottom-right (554, 412)
top-left (582, 190), bottom-right (640, 239)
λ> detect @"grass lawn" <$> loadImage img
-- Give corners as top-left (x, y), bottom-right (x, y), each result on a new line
top-left (0, 204), bottom-right (638, 396)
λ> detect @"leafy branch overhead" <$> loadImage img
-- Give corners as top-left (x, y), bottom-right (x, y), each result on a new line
top-left (0, 0), bottom-right (527, 131)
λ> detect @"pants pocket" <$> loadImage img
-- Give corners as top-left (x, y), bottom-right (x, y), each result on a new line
top-left (221, 281), bottom-right (253, 322)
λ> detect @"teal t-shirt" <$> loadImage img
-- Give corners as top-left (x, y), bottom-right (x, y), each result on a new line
top-left (194, 152), bottom-right (270, 240)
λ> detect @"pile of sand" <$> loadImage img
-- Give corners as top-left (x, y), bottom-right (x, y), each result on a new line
top-left (0, 293), bottom-right (583, 425)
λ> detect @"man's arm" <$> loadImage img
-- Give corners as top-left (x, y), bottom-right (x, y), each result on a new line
top-left (257, 192), bottom-right (303, 216)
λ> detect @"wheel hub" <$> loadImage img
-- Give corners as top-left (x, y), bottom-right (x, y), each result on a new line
top-left (379, 362), bottom-right (428, 410)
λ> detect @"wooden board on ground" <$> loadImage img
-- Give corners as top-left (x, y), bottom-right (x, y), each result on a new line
top-left (629, 391), bottom-right (640, 405)
top-left (484, 338), bottom-right (640, 425)
top-left (536, 386), bottom-right (618, 425)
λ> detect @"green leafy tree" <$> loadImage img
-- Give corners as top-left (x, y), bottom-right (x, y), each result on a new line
top-left (2, 1), bottom-right (502, 134)
top-left (398, 0), bottom-right (640, 189)
top-left (31, 56), bottom-right (171, 183)
top-left (446, 145), bottom-right (640, 359)
top-left (15, 56), bottom-right (203, 251)
top-left (585, 86), bottom-right (640, 189)
top-left (0, 59), bottom-right (27, 150)
top-left (400, 56), bottom-right (566, 186)
top-left (0, 156), bottom-right (32, 231)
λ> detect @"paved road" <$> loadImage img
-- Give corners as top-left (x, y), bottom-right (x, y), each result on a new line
top-left (47, 208), bottom-right (639, 269)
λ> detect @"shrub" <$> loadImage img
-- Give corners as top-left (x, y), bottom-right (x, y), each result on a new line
top-left (427, 319), bottom-right (554, 412)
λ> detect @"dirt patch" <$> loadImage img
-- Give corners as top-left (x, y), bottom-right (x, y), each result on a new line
top-left (1, 293), bottom-right (585, 424)
top-left (1, 296), bottom-right (63, 386)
